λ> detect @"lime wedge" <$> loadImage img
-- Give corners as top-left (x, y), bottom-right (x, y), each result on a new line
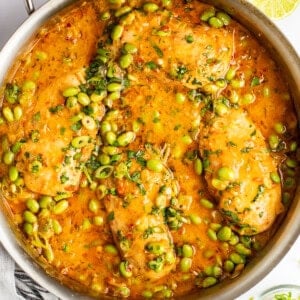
top-left (249, 0), bottom-right (300, 19)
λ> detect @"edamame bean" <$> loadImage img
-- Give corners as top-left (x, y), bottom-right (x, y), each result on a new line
top-left (200, 198), bottom-right (214, 209)
top-left (119, 54), bottom-right (133, 69)
top-left (71, 136), bottom-right (90, 148)
top-left (211, 178), bottom-right (227, 191)
top-left (142, 291), bottom-right (153, 298)
top-left (269, 134), bottom-right (280, 150)
top-left (143, 2), bottom-right (159, 12)
top-left (100, 11), bottom-right (110, 20)
top-left (91, 91), bottom-right (107, 102)
top-left (88, 199), bottom-right (99, 213)
top-left (43, 246), bottom-right (54, 262)
top-left (235, 243), bottom-right (252, 256)
top-left (189, 214), bottom-right (201, 225)
top-left (111, 25), bottom-right (124, 40)
top-left (182, 244), bottom-right (193, 258)
top-left (208, 17), bottom-right (224, 28)
top-left (194, 158), bottom-right (203, 175)
top-left (175, 92), bottom-right (185, 104)
top-left (106, 131), bottom-right (117, 145)
top-left (270, 172), bottom-right (281, 183)
top-left (224, 260), bottom-right (234, 272)
top-left (218, 167), bottom-right (235, 181)
top-left (119, 261), bottom-right (132, 278)
top-left (62, 87), bottom-right (80, 97)
top-left (23, 222), bottom-right (34, 235)
top-left (102, 146), bottom-right (121, 155)
top-left (107, 82), bottom-right (122, 92)
top-left (217, 226), bottom-right (232, 241)
top-left (99, 154), bottom-right (111, 165)
top-left (93, 216), bottom-right (104, 226)
top-left (230, 79), bottom-right (245, 88)
top-left (147, 159), bottom-right (164, 172)
top-left (77, 92), bottom-right (90, 106)
top-left (123, 43), bottom-right (138, 54)
top-left (202, 276), bottom-right (217, 288)
top-left (13, 106), bottom-right (23, 120)
top-left (241, 93), bottom-right (255, 105)
top-left (26, 198), bottom-right (40, 213)
top-left (3, 107), bottom-right (14, 122)
top-left (9, 166), bottom-right (19, 181)
top-left (286, 158), bottom-right (297, 168)
top-left (39, 196), bottom-right (53, 209)
top-left (200, 8), bottom-right (215, 21)
top-left (52, 200), bottom-right (69, 214)
top-left (3, 151), bottom-right (14, 165)
top-left (52, 219), bottom-right (62, 234)
top-left (115, 6), bottom-right (132, 17)
top-left (274, 122), bottom-right (286, 134)
top-left (229, 252), bottom-right (245, 264)
top-left (180, 257), bottom-right (192, 272)
top-left (22, 80), bottom-right (36, 91)
top-left (182, 135), bottom-right (193, 145)
top-left (23, 210), bottom-right (37, 223)
top-left (207, 228), bottom-right (217, 241)
top-left (117, 131), bottom-right (135, 146)
top-left (216, 12), bottom-right (231, 25)
top-left (104, 244), bottom-right (118, 255)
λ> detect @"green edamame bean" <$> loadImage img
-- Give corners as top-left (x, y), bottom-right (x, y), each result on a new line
top-left (189, 214), bottom-right (202, 225)
top-left (52, 219), bottom-right (62, 235)
top-left (43, 246), bottom-right (54, 262)
top-left (119, 261), bottom-right (132, 278)
top-left (71, 136), bottom-right (90, 148)
top-left (175, 92), bottom-right (186, 103)
top-left (200, 8), bottom-right (215, 21)
top-left (274, 122), bottom-right (286, 134)
top-left (146, 159), bottom-right (164, 172)
top-left (182, 135), bottom-right (193, 145)
top-left (107, 82), bottom-right (122, 92)
top-left (216, 12), bottom-right (231, 25)
top-left (23, 222), bottom-right (34, 235)
top-left (235, 243), bottom-right (252, 256)
top-left (119, 54), bottom-right (133, 69)
top-left (142, 290), bottom-right (153, 298)
top-left (143, 2), bottom-right (159, 12)
top-left (224, 260), bottom-right (235, 272)
top-left (180, 257), bottom-right (192, 272)
top-left (52, 200), bottom-right (69, 214)
top-left (202, 276), bottom-right (217, 288)
top-left (3, 151), bottom-right (14, 165)
top-left (111, 25), bottom-right (124, 40)
top-left (77, 92), bottom-right (90, 106)
top-left (88, 199), bottom-right (99, 213)
top-left (182, 244), bottom-right (193, 258)
top-left (211, 178), bottom-right (227, 191)
top-left (115, 6), bottom-right (132, 17)
top-left (229, 252), bottom-right (245, 264)
top-left (99, 154), bottom-right (111, 165)
top-left (217, 226), bottom-right (232, 241)
top-left (105, 131), bottom-right (117, 145)
top-left (39, 196), bottom-right (53, 209)
top-left (62, 87), bottom-right (80, 97)
top-left (215, 103), bottom-right (229, 116)
top-left (9, 166), bottom-right (19, 181)
top-left (208, 17), bottom-right (224, 28)
top-left (230, 79), bottom-right (245, 88)
top-left (286, 158), bottom-right (297, 168)
top-left (22, 80), bottom-right (36, 91)
top-left (13, 106), bottom-right (23, 120)
top-left (102, 146), bottom-right (121, 155)
top-left (3, 107), bottom-right (14, 122)
top-left (270, 172), bottom-right (281, 183)
top-left (104, 244), bottom-right (118, 255)
top-left (26, 198), bottom-right (40, 213)
top-left (225, 68), bottom-right (236, 81)
top-left (93, 216), bottom-right (104, 226)
top-left (23, 210), bottom-right (37, 223)
top-left (269, 134), bottom-right (280, 150)
top-left (200, 198), bottom-right (214, 209)
top-left (117, 131), bottom-right (135, 146)
top-left (207, 228), bottom-right (217, 241)
top-left (100, 11), bottom-right (111, 20)
top-left (217, 167), bottom-right (235, 181)
top-left (194, 158), bottom-right (203, 175)
top-left (123, 43), bottom-right (138, 54)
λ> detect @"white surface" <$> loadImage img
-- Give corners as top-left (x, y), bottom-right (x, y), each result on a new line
top-left (0, 1), bottom-right (299, 299)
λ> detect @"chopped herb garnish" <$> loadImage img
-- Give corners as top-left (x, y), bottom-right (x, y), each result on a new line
top-left (251, 76), bottom-right (261, 87)
top-left (145, 61), bottom-right (158, 70)
top-left (32, 112), bottom-right (41, 122)
top-left (152, 44), bottom-right (163, 57)
top-left (108, 211), bottom-right (115, 221)
top-left (60, 173), bottom-right (69, 184)
top-left (185, 34), bottom-right (194, 43)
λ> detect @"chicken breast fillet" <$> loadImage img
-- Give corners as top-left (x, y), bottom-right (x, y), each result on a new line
top-left (199, 108), bottom-right (283, 235)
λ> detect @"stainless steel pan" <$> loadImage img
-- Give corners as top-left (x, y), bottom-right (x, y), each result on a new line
top-left (0, 0), bottom-right (300, 299)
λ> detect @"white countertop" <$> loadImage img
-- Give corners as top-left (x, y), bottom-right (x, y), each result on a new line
top-left (0, 1), bottom-right (299, 299)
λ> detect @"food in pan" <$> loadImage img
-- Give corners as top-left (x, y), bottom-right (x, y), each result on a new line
top-left (0, 0), bottom-right (298, 298)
